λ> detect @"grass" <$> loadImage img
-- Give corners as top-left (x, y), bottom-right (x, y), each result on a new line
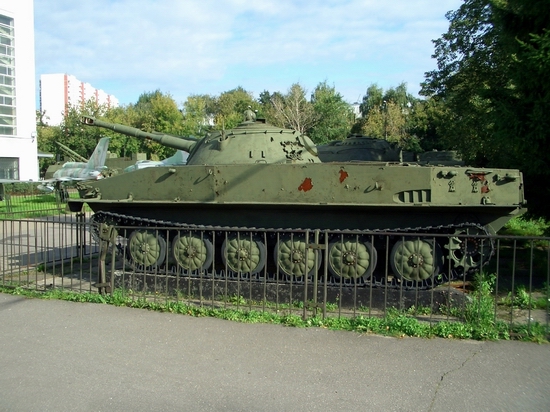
top-left (0, 189), bottom-right (91, 219)
top-left (501, 215), bottom-right (550, 237)
top-left (1, 276), bottom-right (547, 343)
top-left (0, 192), bottom-right (66, 218)
top-left (219, 295), bottom-right (339, 312)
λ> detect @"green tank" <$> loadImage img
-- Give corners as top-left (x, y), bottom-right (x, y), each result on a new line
top-left (68, 113), bottom-right (526, 287)
top-left (317, 134), bottom-right (464, 165)
top-left (318, 134), bottom-right (402, 162)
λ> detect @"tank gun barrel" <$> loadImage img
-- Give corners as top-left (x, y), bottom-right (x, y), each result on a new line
top-left (81, 116), bottom-right (197, 153)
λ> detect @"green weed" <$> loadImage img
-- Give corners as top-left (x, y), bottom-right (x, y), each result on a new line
top-left (405, 305), bottom-right (432, 316)
top-left (502, 216), bottom-right (550, 237)
top-left (227, 294), bottom-right (247, 306)
top-left (464, 273), bottom-right (498, 326)
top-left (499, 285), bottom-right (549, 310)
top-left (502, 285), bottom-right (531, 309)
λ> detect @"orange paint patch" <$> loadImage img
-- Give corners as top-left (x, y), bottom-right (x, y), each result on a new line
top-left (339, 169), bottom-right (349, 183)
top-left (298, 178), bottom-right (313, 192)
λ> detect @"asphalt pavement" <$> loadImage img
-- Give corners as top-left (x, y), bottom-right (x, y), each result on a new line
top-left (1, 292), bottom-right (549, 412)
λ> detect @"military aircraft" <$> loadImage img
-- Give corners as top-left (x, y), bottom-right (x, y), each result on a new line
top-left (123, 150), bottom-right (188, 173)
top-left (38, 137), bottom-right (110, 192)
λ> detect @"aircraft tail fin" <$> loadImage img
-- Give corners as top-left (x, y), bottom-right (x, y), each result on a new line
top-left (163, 150), bottom-right (189, 166)
top-left (87, 137), bottom-right (110, 169)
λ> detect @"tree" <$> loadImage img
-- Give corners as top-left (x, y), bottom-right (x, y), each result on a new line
top-left (126, 90), bottom-right (185, 159)
top-left (422, 0), bottom-right (550, 215)
top-left (268, 83), bottom-right (316, 134)
top-left (101, 105), bottom-right (144, 159)
top-left (133, 90), bottom-right (184, 134)
top-left (212, 87), bottom-right (258, 130)
top-left (36, 110), bottom-right (60, 177)
top-left (307, 81), bottom-right (354, 144)
top-left (55, 100), bottom-right (110, 158)
top-left (358, 84), bottom-right (384, 118)
top-left (353, 83), bottom-right (422, 151)
top-left (409, 97), bottom-right (449, 152)
top-left (257, 90), bottom-right (273, 111)
top-left (258, 90), bottom-right (283, 122)
top-left (180, 94), bottom-right (216, 136)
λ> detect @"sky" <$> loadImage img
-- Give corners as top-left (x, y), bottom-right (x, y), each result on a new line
top-left (34, 0), bottom-right (464, 106)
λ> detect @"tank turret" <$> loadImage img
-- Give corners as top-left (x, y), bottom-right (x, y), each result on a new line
top-left (81, 116), bottom-right (320, 166)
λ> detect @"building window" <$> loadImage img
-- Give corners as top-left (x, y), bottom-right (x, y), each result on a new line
top-left (0, 15), bottom-right (15, 136)
top-left (0, 157), bottom-right (19, 179)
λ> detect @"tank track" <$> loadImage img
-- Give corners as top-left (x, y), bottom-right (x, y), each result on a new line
top-left (90, 211), bottom-right (494, 290)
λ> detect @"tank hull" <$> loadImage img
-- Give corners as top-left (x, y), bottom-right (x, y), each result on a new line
top-left (70, 162), bottom-right (524, 233)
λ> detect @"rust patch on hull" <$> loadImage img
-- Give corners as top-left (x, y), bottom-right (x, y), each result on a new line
top-left (298, 178), bottom-right (313, 192)
top-left (339, 169), bottom-right (349, 183)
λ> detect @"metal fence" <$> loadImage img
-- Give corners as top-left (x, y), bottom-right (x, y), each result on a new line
top-left (0, 182), bottom-right (78, 219)
top-left (1, 215), bottom-right (549, 336)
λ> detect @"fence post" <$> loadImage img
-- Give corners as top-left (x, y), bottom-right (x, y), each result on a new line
top-left (96, 222), bottom-right (117, 295)
top-left (311, 229), bottom-right (320, 318)
top-left (0, 183), bottom-right (13, 213)
top-left (76, 212), bottom-right (87, 258)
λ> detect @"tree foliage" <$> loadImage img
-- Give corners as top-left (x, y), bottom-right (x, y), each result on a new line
top-left (126, 90), bottom-right (185, 159)
top-left (180, 94), bottom-right (216, 136)
top-left (265, 83), bottom-right (316, 134)
top-left (422, 0), bottom-right (550, 215)
top-left (261, 82), bottom-right (353, 143)
top-left (353, 83), bottom-right (422, 151)
top-left (212, 87), bottom-right (258, 130)
top-left (308, 81), bottom-right (354, 144)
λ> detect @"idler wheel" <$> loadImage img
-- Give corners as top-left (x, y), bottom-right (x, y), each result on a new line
top-left (328, 236), bottom-right (377, 280)
top-left (444, 227), bottom-right (493, 272)
top-left (390, 238), bottom-right (443, 282)
top-left (171, 232), bottom-right (213, 272)
top-left (275, 233), bottom-right (320, 277)
top-left (221, 233), bottom-right (267, 275)
top-left (127, 229), bottom-right (167, 268)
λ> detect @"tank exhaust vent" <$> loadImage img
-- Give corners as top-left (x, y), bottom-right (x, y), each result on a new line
top-left (394, 190), bottom-right (432, 203)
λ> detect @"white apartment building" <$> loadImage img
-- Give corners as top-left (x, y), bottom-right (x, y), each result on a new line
top-left (0, 0), bottom-right (38, 181)
top-left (40, 73), bottom-right (119, 126)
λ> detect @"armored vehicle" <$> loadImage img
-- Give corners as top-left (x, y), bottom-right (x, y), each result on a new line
top-left (318, 134), bottom-right (402, 162)
top-left (417, 150), bottom-right (465, 166)
top-left (317, 134), bottom-right (464, 165)
top-left (68, 114), bottom-right (526, 288)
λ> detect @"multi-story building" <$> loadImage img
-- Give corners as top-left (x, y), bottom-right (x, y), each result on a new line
top-left (40, 73), bottom-right (119, 126)
top-left (0, 0), bottom-right (38, 181)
